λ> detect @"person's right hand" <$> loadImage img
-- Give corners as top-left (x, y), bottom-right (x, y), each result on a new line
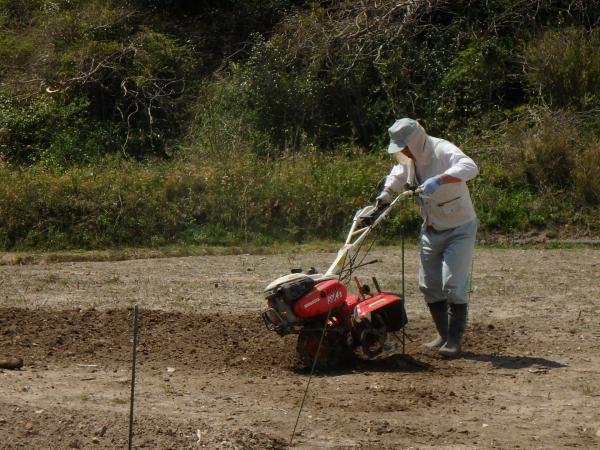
top-left (419, 175), bottom-right (443, 195)
top-left (375, 191), bottom-right (391, 206)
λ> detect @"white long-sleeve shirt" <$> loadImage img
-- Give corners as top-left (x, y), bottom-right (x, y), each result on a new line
top-left (384, 136), bottom-right (479, 230)
top-left (384, 137), bottom-right (478, 192)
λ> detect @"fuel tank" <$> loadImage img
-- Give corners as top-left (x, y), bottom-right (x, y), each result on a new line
top-left (293, 279), bottom-right (347, 319)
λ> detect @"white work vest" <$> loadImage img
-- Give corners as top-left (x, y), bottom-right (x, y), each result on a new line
top-left (416, 138), bottom-right (477, 231)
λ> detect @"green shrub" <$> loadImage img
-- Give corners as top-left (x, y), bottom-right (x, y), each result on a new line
top-left (0, 0), bottom-right (41, 25)
top-left (190, 67), bottom-right (282, 158)
top-left (497, 109), bottom-right (600, 207)
top-left (0, 95), bottom-right (119, 166)
top-left (0, 30), bottom-right (35, 72)
top-left (519, 111), bottom-right (580, 192)
top-left (0, 1), bottom-right (199, 161)
top-left (574, 141), bottom-right (600, 205)
top-left (525, 27), bottom-right (600, 110)
top-left (439, 38), bottom-right (517, 126)
top-left (476, 186), bottom-right (535, 231)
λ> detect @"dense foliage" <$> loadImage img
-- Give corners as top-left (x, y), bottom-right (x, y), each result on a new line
top-left (0, 0), bottom-right (599, 250)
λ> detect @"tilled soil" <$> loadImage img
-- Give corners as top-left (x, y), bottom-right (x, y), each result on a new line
top-left (1, 248), bottom-right (599, 449)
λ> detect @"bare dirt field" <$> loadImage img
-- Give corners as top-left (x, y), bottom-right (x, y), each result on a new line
top-left (1, 248), bottom-right (599, 449)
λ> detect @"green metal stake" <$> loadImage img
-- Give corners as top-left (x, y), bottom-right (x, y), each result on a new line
top-left (401, 226), bottom-right (406, 354)
top-left (401, 225), bottom-right (405, 302)
top-left (128, 304), bottom-right (139, 450)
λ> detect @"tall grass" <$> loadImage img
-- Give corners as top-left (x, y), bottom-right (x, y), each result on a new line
top-left (471, 109), bottom-right (600, 234)
top-left (1, 108), bottom-right (598, 251)
top-left (0, 149), bottom-right (420, 250)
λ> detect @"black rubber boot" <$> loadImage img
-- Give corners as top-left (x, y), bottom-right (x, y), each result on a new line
top-left (439, 303), bottom-right (468, 357)
top-left (423, 301), bottom-right (448, 349)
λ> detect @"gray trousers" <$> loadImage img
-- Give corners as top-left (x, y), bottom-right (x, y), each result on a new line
top-left (418, 219), bottom-right (477, 305)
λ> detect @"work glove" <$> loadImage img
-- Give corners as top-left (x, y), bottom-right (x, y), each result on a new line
top-left (375, 190), bottom-right (391, 206)
top-left (419, 175), bottom-right (443, 195)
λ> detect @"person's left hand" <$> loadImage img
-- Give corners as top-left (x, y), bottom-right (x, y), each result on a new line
top-left (375, 190), bottom-right (391, 206)
top-left (420, 175), bottom-right (443, 195)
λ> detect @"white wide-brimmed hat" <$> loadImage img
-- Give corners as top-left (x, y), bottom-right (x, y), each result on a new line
top-left (387, 118), bottom-right (418, 154)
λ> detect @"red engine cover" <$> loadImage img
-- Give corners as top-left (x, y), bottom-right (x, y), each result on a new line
top-left (293, 279), bottom-right (347, 319)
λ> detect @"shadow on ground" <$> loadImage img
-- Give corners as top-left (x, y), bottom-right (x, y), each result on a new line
top-left (292, 353), bottom-right (432, 376)
top-left (461, 352), bottom-right (567, 369)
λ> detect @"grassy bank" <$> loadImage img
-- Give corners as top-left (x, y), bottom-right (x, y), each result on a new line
top-left (1, 112), bottom-right (598, 252)
top-left (0, 149), bottom-right (419, 250)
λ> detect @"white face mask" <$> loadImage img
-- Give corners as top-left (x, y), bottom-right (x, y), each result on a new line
top-left (393, 150), bottom-right (416, 186)
top-left (394, 150), bottom-right (411, 165)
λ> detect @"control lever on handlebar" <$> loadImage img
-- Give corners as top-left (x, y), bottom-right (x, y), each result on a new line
top-left (405, 183), bottom-right (424, 195)
top-left (374, 200), bottom-right (391, 213)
